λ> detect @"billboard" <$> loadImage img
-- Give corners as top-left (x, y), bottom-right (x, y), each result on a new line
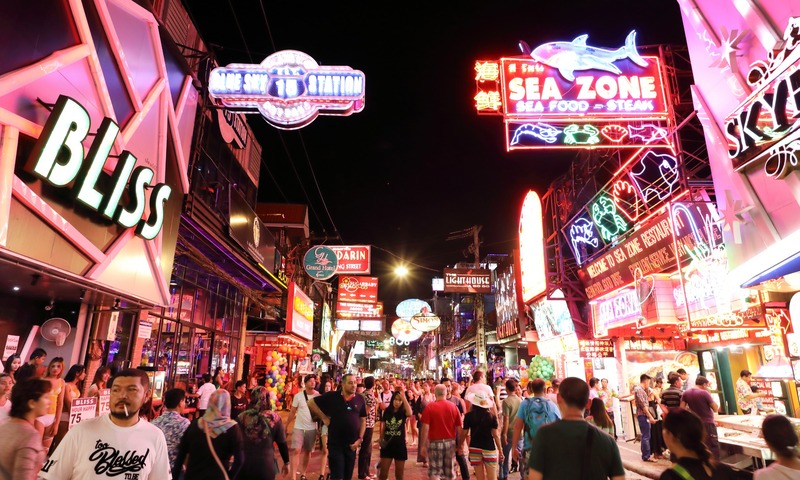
top-left (287, 282), bottom-right (314, 340)
top-left (209, 50), bottom-right (365, 130)
top-left (329, 245), bottom-right (371, 274)
top-left (337, 276), bottom-right (379, 303)
top-left (519, 191), bottom-right (546, 302)
top-left (336, 301), bottom-right (383, 319)
top-left (443, 268), bottom-right (492, 294)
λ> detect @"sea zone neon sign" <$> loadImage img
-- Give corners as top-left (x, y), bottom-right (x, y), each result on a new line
top-left (209, 50), bottom-right (365, 130)
top-left (26, 95), bottom-right (171, 240)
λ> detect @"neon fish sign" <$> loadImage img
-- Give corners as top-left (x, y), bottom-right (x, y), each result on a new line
top-left (209, 50), bottom-right (365, 130)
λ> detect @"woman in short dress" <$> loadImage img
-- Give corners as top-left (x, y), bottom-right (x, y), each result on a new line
top-left (378, 390), bottom-right (413, 480)
top-left (41, 357), bottom-right (65, 451)
top-left (50, 363), bottom-right (84, 454)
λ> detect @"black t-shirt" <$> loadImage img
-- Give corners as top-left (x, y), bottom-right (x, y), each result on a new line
top-left (231, 393), bottom-right (248, 419)
top-left (381, 408), bottom-right (407, 446)
top-left (659, 457), bottom-right (736, 480)
top-left (314, 391), bottom-right (367, 446)
top-left (463, 409), bottom-right (498, 450)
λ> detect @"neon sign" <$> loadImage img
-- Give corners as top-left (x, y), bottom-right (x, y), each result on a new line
top-left (590, 196), bottom-right (629, 242)
top-left (519, 191), bottom-right (546, 302)
top-left (593, 289), bottom-right (641, 333)
top-left (209, 50), bottom-right (365, 130)
top-left (568, 217), bottom-right (600, 265)
top-left (629, 151), bottom-right (680, 203)
top-left (724, 18), bottom-right (800, 178)
top-left (506, 120), bottom-right (672, 150)
top-left (27, 95), bottom-right (171, 240)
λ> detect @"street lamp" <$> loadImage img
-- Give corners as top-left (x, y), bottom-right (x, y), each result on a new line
top-left (394, 265), bottom-right (409, 277)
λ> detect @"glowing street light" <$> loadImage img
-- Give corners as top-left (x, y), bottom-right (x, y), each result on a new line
top-left (394, 265), bottom-right (409, 277)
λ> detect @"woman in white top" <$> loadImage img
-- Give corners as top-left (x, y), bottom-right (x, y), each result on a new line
top-left (755, 414), bottom-right (800, 479)
top-left (0, 374), bottom-right (11, 420)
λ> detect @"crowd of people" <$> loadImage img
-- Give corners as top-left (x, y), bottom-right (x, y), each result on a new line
top-left (0, 349), bottom-right (799, 479)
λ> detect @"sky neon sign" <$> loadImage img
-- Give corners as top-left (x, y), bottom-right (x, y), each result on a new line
top-left (26, 95), bottom-right (171, 240)
top-left (209, 50), bottom-right (365, 130)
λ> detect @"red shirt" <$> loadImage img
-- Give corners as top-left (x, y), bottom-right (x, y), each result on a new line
top-left (421, 399), bottom-right (462, 441)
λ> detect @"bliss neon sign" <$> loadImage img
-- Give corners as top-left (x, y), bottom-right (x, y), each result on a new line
top-left (209, 50), bottom-right (365, 130)
top-left (27, 95), bottom-right (171, 240)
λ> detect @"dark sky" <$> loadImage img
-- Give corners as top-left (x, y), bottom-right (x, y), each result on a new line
top-left (183, 0), bottom-right (689, 305)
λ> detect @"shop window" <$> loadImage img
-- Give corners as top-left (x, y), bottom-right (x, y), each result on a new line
top-left (157, 319), bottom-right (177, 383)
top-left (139, 316), bottom-right (161, 368)
top-left (174, 326), bottom-right (194, 390)
top-left (176, 286), bottom-right (195, 323)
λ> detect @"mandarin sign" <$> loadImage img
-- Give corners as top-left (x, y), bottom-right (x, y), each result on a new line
top-left (330, 245), bottom-right (371, 274)
top-left (209, 50), bottom-right (365, 130)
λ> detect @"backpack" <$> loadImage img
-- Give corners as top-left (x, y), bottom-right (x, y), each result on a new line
top-left (522, 397), bottom-right (560, 445)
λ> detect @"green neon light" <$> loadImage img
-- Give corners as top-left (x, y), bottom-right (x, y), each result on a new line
top-left (563, 124), bottom-right (600, 145)
top-left (590, 195), bottom-right (628, 242)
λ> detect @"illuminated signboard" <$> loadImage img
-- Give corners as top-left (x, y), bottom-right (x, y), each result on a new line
top-left (287, 282), bottom-right (314, 340)
top-left (564, 148), bottom-right (683, 264)
top-left (303, 246), bottom-right (338, 280)
top-left (396, 299), bottom-right (433, 319)
top-left (592, 289), bottom-right (641, 335)
top-left (519, 191), bottom-right (546, 302)
top-left (578, 339), bottom-right (614, 358)
top-left (474, 31), bottom-right (669, 151)
top-left (336, 319), bottom-right (360, 331)
top-left (391, 318), bottom-right (423, 342)
top-left (536, 332), bottom-right (579, 357)
top-left (531, 290), bottom-right (574, 340)
top-left (208, 50), bottom-right (365, 130)
top-left (336, 301), bottom-right (383, 319)
top-left (443, 268), bottom-right (492, 294)
top-left (410, 313), bottom-right (441, 332)
top-left (330, 245), bottom-right (371, 274)
top-left (337, 276), bottom-right (379, 303)
top-left (495, 264), bottom-right (522, 340)
top-left (579, 202), bottom-right (720, 299)
top-left (320, 303), bottom-right (333, 353)
top-left (506, 120), bottom-right (672, 150)
top-left (27, 95), bottom-right (171, 240)
top-left (724, 19), bottom-right (800, 179)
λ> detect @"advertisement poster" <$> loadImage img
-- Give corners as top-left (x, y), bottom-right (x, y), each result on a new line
top-left (624, 350), bottom-right (698, 392)
top-left (98, 389), bottom-right (111, 415)
top-left (2, 335), bottom-right (19, 361)
top-left (69, 397), bottom-right (98, 430)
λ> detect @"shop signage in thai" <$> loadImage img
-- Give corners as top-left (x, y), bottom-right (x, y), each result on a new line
top-left (27, 95), bottom-right (172, 240)
top-left (592, 289), bottom-right (641, 335)
top-left (229, 188), bottom-right (275, 269)
top-left (687, 304), bottom-right (764, 330)
top-left (208, 50), bottom-right (365, 130)
top-left (337, 276), bottom-right (379, 303)
top-left (578, 339), bottom-right (614, 358)
top-left (303, 246), bottom-right (338, 280)
top-left (724, 19), bottom-right (800, 179)
top-left (474, 31), bottom-right (668, 151)
top-left (519, 191), bottom-right (546, 301)
top-left (287, 282), bottom-right (314, 340)
top-left (495, 264), bottom-right (522, 340)
top-left (444, 268), bottom-right (492, 293)
top-left (336, 301), bottom-right (383, 319)
top-left (329, 245), bottom-right (371, 274)
top-left (579, 202), bottom-right (719, 299)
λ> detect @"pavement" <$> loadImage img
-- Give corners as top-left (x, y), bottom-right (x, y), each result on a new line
top-left (278, 410), bottom-right (668, 479)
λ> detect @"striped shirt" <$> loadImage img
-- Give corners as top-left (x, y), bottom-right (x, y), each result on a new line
top-left (660, 386), bottom-right (683, 409)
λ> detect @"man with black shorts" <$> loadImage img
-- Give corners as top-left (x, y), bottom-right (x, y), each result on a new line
top-left (309, 373), bottom-right (367, 480)
top-left (288, 374), bottom-right (320, 480)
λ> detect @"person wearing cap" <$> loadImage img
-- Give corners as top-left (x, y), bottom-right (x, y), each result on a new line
top-left (680, 375), bottom-right (720, 461)
top-left (736, 370), bottom-right (766, 415)
top-left (461, 391), bottom-right (503, 480)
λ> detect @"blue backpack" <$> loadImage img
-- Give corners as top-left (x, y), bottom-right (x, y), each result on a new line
top-left (522, 397), bottom-right (560, 445)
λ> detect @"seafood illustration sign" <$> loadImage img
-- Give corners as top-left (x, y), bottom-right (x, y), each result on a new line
top-left (474, 31), bottom-right (669, 150)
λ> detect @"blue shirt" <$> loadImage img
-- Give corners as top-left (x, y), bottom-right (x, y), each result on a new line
top-left (151, 410), bottom-right (190, 470)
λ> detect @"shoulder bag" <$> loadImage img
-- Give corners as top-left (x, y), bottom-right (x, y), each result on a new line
top-left (202, 419), bottom-right (230, 480)
top-left (579, 424), bottom-right (596, 480)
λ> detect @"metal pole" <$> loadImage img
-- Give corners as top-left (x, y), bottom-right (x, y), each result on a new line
top-left (474, 226), bottom-right (486, 367)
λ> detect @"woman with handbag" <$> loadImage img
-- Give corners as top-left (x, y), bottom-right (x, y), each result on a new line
top-left (237, 386), bottom-right (290, 480)
top-left (173, 389), bottom-right (244, 479)
top-left (378, 390), bottom-right (413, 480)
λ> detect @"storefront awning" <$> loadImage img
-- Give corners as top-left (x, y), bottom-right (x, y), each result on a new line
top-left (741, 249), bottom-right (800, 288)
top-left (439, 332), bottom-right (476, 356)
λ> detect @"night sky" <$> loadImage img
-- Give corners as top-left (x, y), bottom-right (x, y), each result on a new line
top-left (183, 0), bottom-right (690, 305)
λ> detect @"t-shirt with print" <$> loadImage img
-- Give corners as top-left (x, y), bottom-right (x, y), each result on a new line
top-left (463, 410), bottom-right (498, 450)
top-left (420, 399), bottom-right (462, 441)
top-left (40, 414), bottom-right (171, 479)
top-left (529, 421), bottom-right (624, 480)
top-left (362, 390), bottom-right (377, 429)
top-left (292, 389), bottom-right (320, 431)
top-left (313, 391), bottom-right (366, 447)
top-left (381, 408), bottom-right (407, 448)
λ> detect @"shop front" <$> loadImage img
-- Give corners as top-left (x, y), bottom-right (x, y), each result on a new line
top-left (678, 4), bottom-right (800, 421)
top-left (0, 0), bottom-right (197, 378)
top-left (528, 291), bottom-right (585, 381)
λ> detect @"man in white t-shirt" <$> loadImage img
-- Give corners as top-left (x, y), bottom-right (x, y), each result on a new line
top-left (196, 373), bottom-right (216, 417)
top-left (40, 368), bottom-right (171, 479)
top-left (287, 374), bottom-right (319, 480)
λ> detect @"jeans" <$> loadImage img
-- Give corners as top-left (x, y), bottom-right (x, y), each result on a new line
top-left (358, 428), bottom-right (374, 479)
top-left (705, 422), bottom-right (720, 461)
top-left (637, 415), bottom-right (651, 461)
top-left (329, 442), bottom-right (358, 480)
top-left (500, 432), bottom-right (523, 480)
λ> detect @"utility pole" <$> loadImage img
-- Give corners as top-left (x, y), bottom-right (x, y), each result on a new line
top-left (472, 226), bottom-right (486, 367)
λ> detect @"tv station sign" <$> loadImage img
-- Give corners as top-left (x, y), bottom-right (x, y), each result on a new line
top-left (329, 245), bottom-right (371, 274)
top-left (444, 268), bottom-right (492, 294)
top-left (209, 50), bottom-right (365, 130)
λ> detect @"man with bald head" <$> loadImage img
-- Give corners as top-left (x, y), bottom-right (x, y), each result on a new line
top-left (420, 384), bottom-right (463, 480)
